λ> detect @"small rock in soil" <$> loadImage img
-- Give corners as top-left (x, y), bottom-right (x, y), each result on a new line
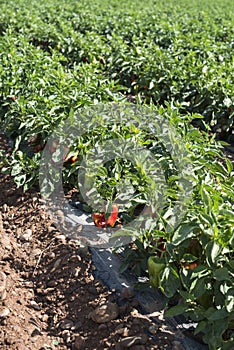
top-left (55, 234), bottom-right (67, 244)
top-left (0, 271), bottom-right (7, 293)
top-left (89, 301), bottom-right (119, 323)
top-left (0, 234), bottom-right (11, 250)
top-left (61, 329), bottom-right (70, 341)
top-left (56, 209), bottom-right (65, 219)
top-left (148, 324), bottom-right (158, 335)
top-left (16, 227), bottom-right (22, 236)
top-left (19, 228), bottom-right (33, 241)
top-left (31, 248), bottom-right (42, 256)
top-left (47, 280), bottom-right (57, 287)
top-left (30, 300), bottom-right (41, 311)
top-left (48, 225), bottom-right (56, 233)
top-left (2, 204), bottom-right (8, 213)
top-left (73, 335), bottom-right (85, 349)
top-left (117, 336), bottom-right (142, 348)
top-left (59, 319), bottom-right (74, 330)
top-left (31, 327), bottom-right (43, 336)
top-left (115, 325), bottom-right (128, 336)
top-left (46, 251), bottom-right (56, 259)
top-left (0, 307), bottom-right (10, 318)
top-left (52, 258), bottom-right (62, 271)
top-left (41, 314), bottom-right (49, 322)
top-left (1, 289), bottom-right (7, 300)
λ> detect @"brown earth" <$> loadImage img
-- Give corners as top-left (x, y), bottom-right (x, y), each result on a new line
top-left (0, 134), bottom-right (178, 350)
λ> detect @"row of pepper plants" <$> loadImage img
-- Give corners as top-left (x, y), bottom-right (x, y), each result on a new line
top-left (0, 0), bottom-right (233, 349)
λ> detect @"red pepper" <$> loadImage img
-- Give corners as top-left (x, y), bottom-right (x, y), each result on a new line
top-left (69, 155), bottom-right (78, 163)
top-left (92, 213), bottom-right (107, 228)
top-left (93, 205), bottom-right (119, 228)
top-left (107, 205), bottom-right (118, 227)
top-left (185, 262), bottom-right (197, 270)
top-left (11, 96), bottom-right (18, 101)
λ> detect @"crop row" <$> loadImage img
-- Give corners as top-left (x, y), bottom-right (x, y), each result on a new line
top-left (0, 0), bottom-right (234, 138)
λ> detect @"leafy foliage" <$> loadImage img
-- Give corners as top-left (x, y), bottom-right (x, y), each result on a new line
top-left (0, 1), bottom-right (233, 349)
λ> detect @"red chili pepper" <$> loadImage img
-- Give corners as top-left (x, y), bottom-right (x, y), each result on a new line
top-left (107, 205), bottom-right (118, 227)
top-left (69, 155), bottom-right (78, 163)
top-left (185, 262), bottom-right (197, 270)
top-left (92, 213), bottom-right (107, 228)
top-left (93, 205), bottom-right (119, 228)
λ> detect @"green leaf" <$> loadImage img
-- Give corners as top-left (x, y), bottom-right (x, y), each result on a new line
top-left (11, 164), bottom-right (22, 176)
top-left (149, 81), bottom-right (154, 90)
top-left (202, 317), bottom-right (229, 350)
top-left (183, 253), bottom-right (198, 263)
top-left (180, 267), bottom-right (193, 289)
top-left (14, 174), bottom-right (27, 187)
top-left (172, 224), bottom-right (197, 245)
top-left (14, 135), bottom-right (22, 150)
top-left (159, 266), bottom-right (180, 298)
top-left (179, 290), bottom-right (195, 302)
top-left (220, 282), bottom-right (233, 295)
top-left (199, 212), bottom-right (215, 227)
top-left (165, 303), bottom-right (188, 317)
top-left (194, 320), bottom-right (207, 335)
top-left (190, 265), bottom-right (211, 279)
top-left (225, 158), bottom-right (233, 175)
top-left (206, 241), bottom-right (222, 266)
top-left (204, 307), bottom-right (228, 321)
top-left (190, 277), bottom-right (208, 298)
top-left (226, 294), bottom-right (234, 313)
top-left (213, 268), bottom-right (231, 281)
top-left (222, 341), bottom-right (234, 350)
top-left (200, 185), bottom-right (213, 212)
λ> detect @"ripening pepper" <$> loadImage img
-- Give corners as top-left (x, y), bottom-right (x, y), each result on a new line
top-left (107, 205), bottom-right (118, 227)
top-left (93, 205), bottom-right (119, 228)
top-left (92, 212), bottom-right (107, 228)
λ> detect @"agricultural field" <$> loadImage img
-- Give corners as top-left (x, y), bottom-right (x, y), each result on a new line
top-left (0, 0), bottom-right (234, 349)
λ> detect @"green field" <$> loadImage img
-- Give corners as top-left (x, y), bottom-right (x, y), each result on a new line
top-left (1, 0), bottom-right (234, 137)
top-left (0, 1), bottom-right (234, 349)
